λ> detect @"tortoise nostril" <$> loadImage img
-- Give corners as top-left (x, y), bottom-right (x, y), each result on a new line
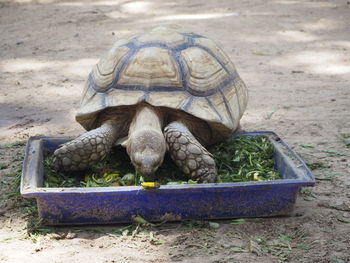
top-left (133, 155), bottom-right (143, 167)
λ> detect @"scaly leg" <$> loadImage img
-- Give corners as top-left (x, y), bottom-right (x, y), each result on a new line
top-left (164, 121), bottom-right (217, 183)
top-left (53, 121), bottom-right (119, 171)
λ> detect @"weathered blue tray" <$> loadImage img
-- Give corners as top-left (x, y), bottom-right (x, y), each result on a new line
top-left (21, 132), bottom-right (315, 225)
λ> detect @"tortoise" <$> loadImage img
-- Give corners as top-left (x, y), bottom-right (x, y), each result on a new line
top-left (53, 26), bottom-right (248, 183)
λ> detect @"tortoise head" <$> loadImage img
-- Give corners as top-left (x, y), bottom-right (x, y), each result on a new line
top-left (125, 130), bottom-right (166, 178)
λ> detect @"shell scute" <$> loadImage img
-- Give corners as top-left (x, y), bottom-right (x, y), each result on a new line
top-left (193, 37), bottom-right (236, 73)
top-left (118, 47), bottom-right (182, 88)
top-left (92, 45), bottom-right (130, 90)
top-left (107, 89), bottom-right (145, 107)
top-left (136, 26), bottom-right (187, 48)
top-left (180, 47), bottom-right (229, 94)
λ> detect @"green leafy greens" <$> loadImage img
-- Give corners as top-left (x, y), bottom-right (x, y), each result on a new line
top-left (43, 136), bottom-right (280, 187)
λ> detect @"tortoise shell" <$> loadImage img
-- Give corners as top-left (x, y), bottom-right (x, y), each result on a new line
top-left (76, 26), bottom-right (248, 140)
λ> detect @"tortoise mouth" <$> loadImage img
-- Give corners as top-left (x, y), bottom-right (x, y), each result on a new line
top-left (137, 159), bottom-right (162, 177)
top-left (138, 167), bottom-right (157, 181)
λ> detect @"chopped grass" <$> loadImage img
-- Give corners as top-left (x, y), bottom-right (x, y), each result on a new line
top-left (306, 161), bottom-right (330, 170)
top-left (340, 133), bottom-right (350, 148)
top-left (44, 146), bottom-right (188, 187)
top-left (212, 136), bottom-right (280, 183)
top-left (0, 141), bottom-right (26, 149)
top-left (0, 164), bottom-right (8, 170)
top-left (315, 173), bottom-right (343, 181)
top-left (43, 136), bottom-right (280, 188)
top-left (300, 144), bottom-right (315, 149)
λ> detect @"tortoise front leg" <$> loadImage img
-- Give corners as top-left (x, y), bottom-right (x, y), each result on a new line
top-left (164, 121), bottom-right (217, 183)
top-left (53, 121), bottom-right (119, 171)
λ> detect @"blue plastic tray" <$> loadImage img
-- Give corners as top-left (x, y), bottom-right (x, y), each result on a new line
top-left (21, 132), bottom-right (315, 225)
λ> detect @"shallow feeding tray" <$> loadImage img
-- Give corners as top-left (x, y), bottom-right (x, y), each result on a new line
top-left (21, 131), bottom-right (315, 225)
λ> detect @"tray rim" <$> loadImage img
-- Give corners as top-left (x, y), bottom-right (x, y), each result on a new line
top-left (21, 131), bottom-right (315, 197)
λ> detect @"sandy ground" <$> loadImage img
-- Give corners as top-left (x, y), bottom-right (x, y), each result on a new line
top-left (1, 0), bottom-right (350, 262)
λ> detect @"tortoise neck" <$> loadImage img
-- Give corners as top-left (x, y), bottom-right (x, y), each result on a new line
top-left (129, 103), bottom-right (163, 134)
top-left (126, 103), bottom-right (166, 176)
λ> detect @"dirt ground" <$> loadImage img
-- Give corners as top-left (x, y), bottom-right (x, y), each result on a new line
top-left (1, 0), bottom-right (350, 262)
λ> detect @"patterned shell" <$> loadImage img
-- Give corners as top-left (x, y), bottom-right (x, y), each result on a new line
top-left (76, 26), bottom-right (248, 139)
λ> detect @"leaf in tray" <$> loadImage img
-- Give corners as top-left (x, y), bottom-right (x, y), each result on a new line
top-left (43, 136), bottom-right (281, 187)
